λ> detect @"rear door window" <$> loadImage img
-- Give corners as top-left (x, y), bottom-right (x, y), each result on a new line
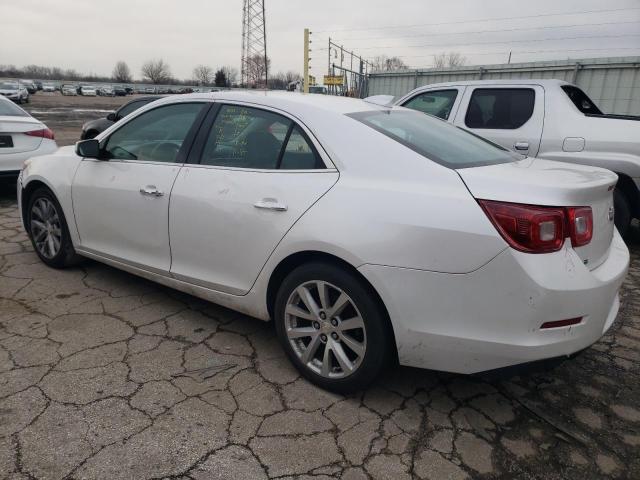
top-left (561, 86), bottom-right (603, 115)
top-left (402, 89), bottom-right (458, 120)
top-left (465, 88), bottom-right (535, 129)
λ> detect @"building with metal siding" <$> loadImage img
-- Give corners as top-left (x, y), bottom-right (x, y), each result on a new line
top-left (366, 56), bottom-right (640, 115)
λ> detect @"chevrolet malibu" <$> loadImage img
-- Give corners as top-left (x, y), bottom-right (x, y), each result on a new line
top-left (18, 92), bottom-right (629, 392)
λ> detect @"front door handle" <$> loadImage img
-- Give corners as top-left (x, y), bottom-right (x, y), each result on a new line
top-left (514, 141), bottom-right (530, 151)
top-left (139, 185), bottom-right (164, 197)
top-left (254, 198), bottom-right (288, 211)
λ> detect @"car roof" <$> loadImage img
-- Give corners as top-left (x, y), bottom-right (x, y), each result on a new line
top-left (409, 79), bottom-right (572, 89)
top-left (179, 90), bottom-right (390, 116)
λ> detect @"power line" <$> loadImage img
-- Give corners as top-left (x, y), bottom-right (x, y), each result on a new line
top-left (332, 20), bottom-right (640, 43)
top-left (354, 33), bottom-right (640, 51)
top-left (387, 47), bottom-right (640, 60)
top-left (313, 6), bottom-right (640, 33)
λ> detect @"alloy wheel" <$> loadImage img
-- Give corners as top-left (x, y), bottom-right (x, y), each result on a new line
top-left (284, 280), bottom-right (367, 379)
top-left (30, 197), bottom-right (62, 259)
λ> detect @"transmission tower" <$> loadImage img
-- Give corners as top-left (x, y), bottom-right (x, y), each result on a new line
top-left (241, 0), bottom-right (268, 88)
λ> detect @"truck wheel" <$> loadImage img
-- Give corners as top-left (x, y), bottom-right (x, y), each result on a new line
top-left (614, 188), bottom-right (631, 238)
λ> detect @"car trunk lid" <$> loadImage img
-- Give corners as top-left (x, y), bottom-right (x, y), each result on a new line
top-left (0, 116), bottom-right (44, 154)
top-left (457, 158), bottom-right (617, 270)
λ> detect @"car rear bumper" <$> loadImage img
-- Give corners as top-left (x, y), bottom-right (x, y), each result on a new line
top-left (360, 231), bottom-right (629, 374)
top-left (0, 140), bottom-right (58, 172)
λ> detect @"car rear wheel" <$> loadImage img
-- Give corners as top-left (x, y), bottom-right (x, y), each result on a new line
top-left (27, 187), bottom-right (81, 268)
top-left (274, 262), bottom-right (391, 393)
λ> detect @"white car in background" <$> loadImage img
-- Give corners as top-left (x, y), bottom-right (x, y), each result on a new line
top-left (0, 81), bottom-right (29, 104)
top-left (80, 86), bottom-right (97, 96)
top-left (17, 92), bottom-right (629, 392)
top-left (42, 83), bottom-right (56, 93)
top-left (61, 84), bottom-right (78, 96)
top-left (0, 95), bottom-right (57, 180)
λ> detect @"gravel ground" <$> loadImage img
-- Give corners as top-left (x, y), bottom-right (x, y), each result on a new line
top-left (1, 99), bottom-right (639, 479)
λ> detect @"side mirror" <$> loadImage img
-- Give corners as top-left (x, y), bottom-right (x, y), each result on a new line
top-left (106, 112), bottom-right (116, 121)
top-left (76, 139), bottom-right (101, 159)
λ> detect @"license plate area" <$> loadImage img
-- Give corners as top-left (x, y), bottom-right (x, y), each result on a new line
top-left (0, 135), bottom-right (13, 148)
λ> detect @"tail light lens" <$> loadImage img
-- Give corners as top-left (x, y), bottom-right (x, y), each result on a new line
top-left (24, 128), bottom-right (55, 140)
top-left (567, 207), bottom-right (593, 247)
top-left (479, 200), bottom-right (593, 254)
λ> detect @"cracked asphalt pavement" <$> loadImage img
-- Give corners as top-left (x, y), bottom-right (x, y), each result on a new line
top-left (1, 184), bottom-right (639, 480)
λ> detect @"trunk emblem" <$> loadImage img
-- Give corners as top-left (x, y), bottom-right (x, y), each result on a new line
top-left (608, 206), bottom-right (615, 222)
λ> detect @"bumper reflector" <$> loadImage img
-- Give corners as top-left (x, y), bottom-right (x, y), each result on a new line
top-left (540, 317), bottom-right (582, 329)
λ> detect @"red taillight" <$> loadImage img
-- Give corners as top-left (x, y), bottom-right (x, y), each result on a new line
top-left (478, 200), bottom-right (565, 253)
top-left (567, 207), bottom-right (593, 247)
top-left (24, 128), bottom-right (55, 140)
top-left (478, 200), bottom-right (593, 254)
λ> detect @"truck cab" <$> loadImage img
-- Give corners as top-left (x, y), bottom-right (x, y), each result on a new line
top-left (395, 80), bottom-right (640, 236)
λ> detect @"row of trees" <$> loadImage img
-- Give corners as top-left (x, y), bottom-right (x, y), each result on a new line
top-left (370, 52), bottom-right (467, 72)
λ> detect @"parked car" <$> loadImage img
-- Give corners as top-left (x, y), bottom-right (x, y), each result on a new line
top-left (124, 86), bottom-right (134, 95)
top-left (80, 96), bottom-right (163, 139)
top-left (18, 92), bottom-right (628, 392)
top-left (145, 87), bottom-right (156, 94)
top-left (393, 80), bottom-right (640, 236)
top-left (20, 80), bottom-right (37, 94)
top-left (79, 85), bottom-right (97, 96)
top-left (98, 86), bottom-right (114, 97)
top-left (113, 86), bottom-right (127, 96)
top-left (42, 83), bottom-right (56, 93)
top-left (34, 81), bottom-right (43, 91)
top-left (0, 82), bottom-right (29, 104)
top-left (61, 84), bottom-right (78, 96)
top-left (0, 95), bottom-right (57, 181)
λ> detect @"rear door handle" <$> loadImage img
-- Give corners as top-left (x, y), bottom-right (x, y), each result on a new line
top-left (254, 198), bottom-right (288, 211)
top-left (139, 185), bottom-right (164, 197)
top-left (514, 141), bottom-right (530, 151)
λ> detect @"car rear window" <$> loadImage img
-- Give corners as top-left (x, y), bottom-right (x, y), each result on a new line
top-left (0, 99), bottom-right (29, 117)
top-left (348, 109), bottom-right (518, 169)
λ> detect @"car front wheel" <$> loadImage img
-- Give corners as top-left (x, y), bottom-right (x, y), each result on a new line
top-left (274, 262), bottom-right (391, 393)
top-left (27, 187), bottom-right (81, 268)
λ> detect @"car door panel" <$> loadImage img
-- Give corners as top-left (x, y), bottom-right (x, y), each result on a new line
top-left (169, 166), bottom-right (339, 295)
top-left (72, 160), bottom-right (181, 272)
top-left (452, 85), bottom-right (544, 157)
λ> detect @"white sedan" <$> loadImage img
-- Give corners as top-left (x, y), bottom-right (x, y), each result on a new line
top-left (18, 92), bottom-right (629, 392)
top-left (0, 95), bottom-right (57, 180)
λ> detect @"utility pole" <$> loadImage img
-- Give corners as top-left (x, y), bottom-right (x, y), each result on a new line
top-left (303, 28), bottom-right (310, 93)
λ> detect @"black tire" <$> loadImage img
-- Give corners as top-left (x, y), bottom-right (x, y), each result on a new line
top-left (614, 188), bottom-right (631, 238)
top-left (274, 262), bottom-right (391, 393)
top-left (26, 187), bottom-right (81, 268)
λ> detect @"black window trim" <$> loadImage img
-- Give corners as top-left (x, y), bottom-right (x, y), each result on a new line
top-left (98, 101), bottom-right (212, 165)
top-left (401, 88), bottom-right (459, 120)
top-left (464, 87), bottom-right (536, 130)
top-left (189, 101), bottom-right (329, 171)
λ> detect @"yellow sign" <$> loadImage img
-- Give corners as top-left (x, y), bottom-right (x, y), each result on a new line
top-left (323, 75), bottom-right (344, 86)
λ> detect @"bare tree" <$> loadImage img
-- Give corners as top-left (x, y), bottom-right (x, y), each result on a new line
top-left (433, 52), bottom-right (467, 68)
top-left (112, 61), bottom-right (132, 83)
top-left (371, 55), bottom-right (408, 72)
top-left (245, 54), bottom-right (270, 87)
top-left (193, 65), bottom-right (214, 86)
top-left (221, 66), bottom-right (239, 86)
top-left (141, 59), bottom-right (171, 84)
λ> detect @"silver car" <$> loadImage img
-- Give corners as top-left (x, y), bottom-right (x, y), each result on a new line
top-left (0, 82), bottom-right (29, 104)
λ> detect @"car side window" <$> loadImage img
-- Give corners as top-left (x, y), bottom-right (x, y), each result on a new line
top-left (402, 89), bottom-right (458, 120)
top-left (103, 103), bottom-right (205, 163)
top-left (280, 126), bottom-right (323, 169)
top-left (116, 100), bottom-right (146, 120)
top-left (200, 105), bottom-right (323, 170)
top-left (465, 88), bottom-right (535, 129)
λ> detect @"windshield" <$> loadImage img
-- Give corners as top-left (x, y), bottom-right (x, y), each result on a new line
top-left (0, 98), bottom-right (29, 117)
top-left (0, 82), bottom-right (18, 90)
top-left (348, 109), bottom-right (518, 169)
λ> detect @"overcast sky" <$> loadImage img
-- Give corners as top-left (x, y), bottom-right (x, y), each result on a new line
top-left (2, 0), bottom-right (639, 81)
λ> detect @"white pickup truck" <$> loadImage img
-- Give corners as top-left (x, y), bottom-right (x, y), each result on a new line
top-left (390, 79), bottom-right (640, 235)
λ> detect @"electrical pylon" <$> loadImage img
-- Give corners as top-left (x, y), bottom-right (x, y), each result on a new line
top-left (241, 0), bottom-right (268, 88)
